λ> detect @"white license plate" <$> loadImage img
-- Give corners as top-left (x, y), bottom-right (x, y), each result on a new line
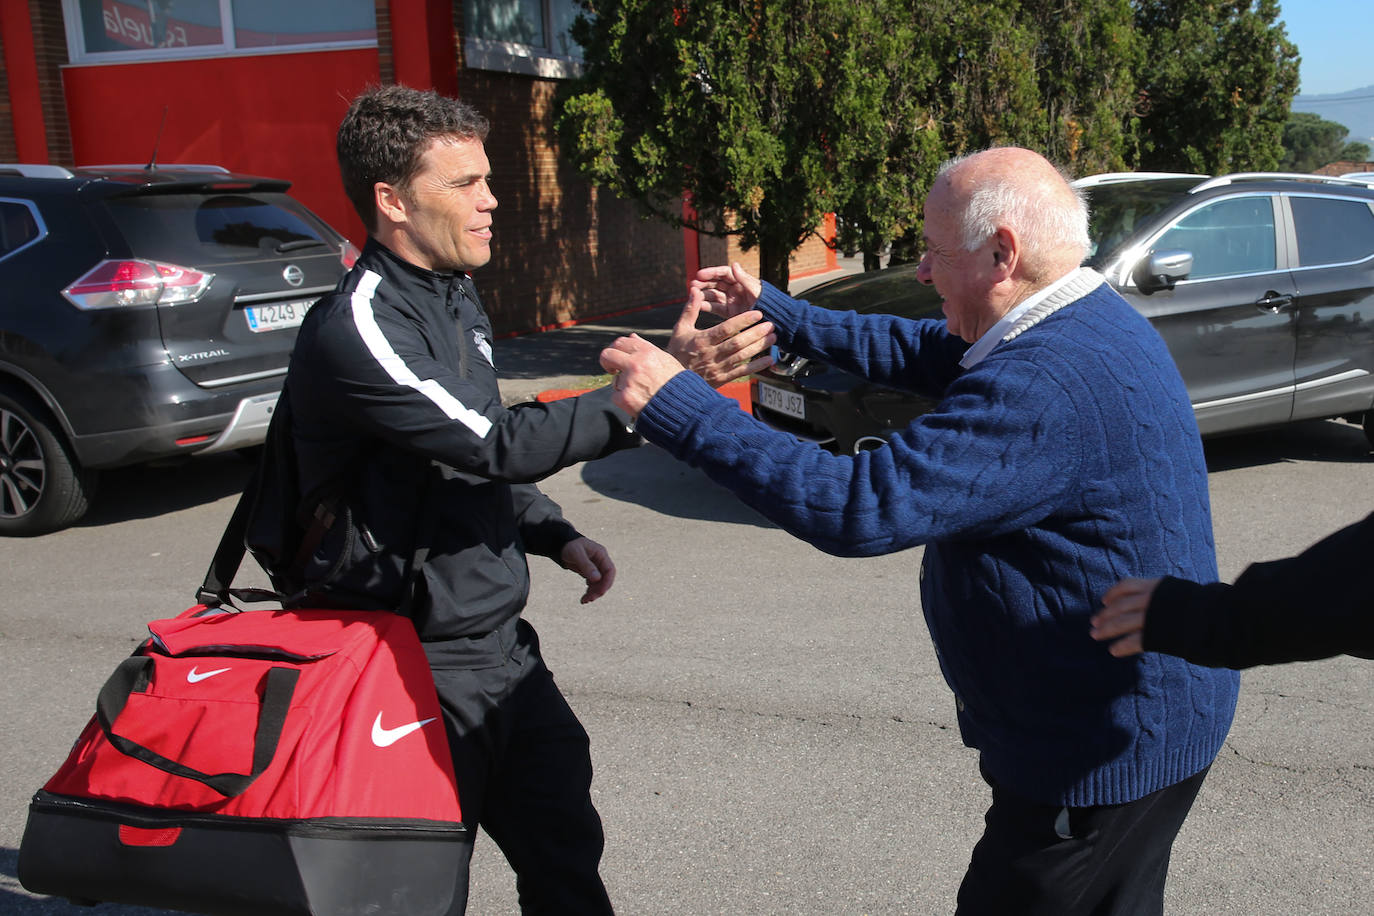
top-left (758, 382), bottom-right (805, 420)
top-left (244, 298), bottom-right (314, 333)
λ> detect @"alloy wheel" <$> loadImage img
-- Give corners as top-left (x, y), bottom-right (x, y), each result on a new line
top-left (0, 405), bottom-right (45, 519)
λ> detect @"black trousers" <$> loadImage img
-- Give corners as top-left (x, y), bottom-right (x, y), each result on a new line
top-left (955, 760), bottom-right (1210, 916)
top-left (428, 618), bottom-right (613, 916)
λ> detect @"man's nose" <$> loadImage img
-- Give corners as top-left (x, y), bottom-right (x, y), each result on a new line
top-left (916, 256), bottom-right (932, 285)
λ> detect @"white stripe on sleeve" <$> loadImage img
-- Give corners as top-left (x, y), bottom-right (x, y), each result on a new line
top-left (348, 270), bottom-right (494, 438)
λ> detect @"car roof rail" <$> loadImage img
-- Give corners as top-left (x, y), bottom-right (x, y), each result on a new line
top-left (0, 163), bottom-right (78, 179)
top-left (81, 163), bottom-right (232, 174)
top-left (1073, 172), bottom-right (1207, 187)
top-left (1189, 172), bottom-right (1374, 193)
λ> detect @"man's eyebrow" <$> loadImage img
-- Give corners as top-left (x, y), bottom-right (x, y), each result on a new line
top-left (449, 171), bottom-right (492, 185)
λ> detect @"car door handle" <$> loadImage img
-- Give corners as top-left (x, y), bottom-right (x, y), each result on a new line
top-left (1255, 292), bottom-right (1295, 312)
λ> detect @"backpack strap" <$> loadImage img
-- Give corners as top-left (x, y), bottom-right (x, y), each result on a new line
top-left (198, 431), bottom-right (446, 615)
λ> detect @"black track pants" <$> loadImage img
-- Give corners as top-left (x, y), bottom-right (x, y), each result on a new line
top-left (956, 760), bottom-right (1210, 916)
top-left (429, 618), bottom-right (613, 916)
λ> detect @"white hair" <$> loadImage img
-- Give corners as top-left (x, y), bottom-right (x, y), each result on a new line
top-left (938, 151), bottom-right (1091, 262)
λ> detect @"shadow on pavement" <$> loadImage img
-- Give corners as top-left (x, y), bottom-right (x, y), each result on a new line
top-left (1202, 419), bottom-right (1373, 472)
top-left (579, 443), bottom-right (775, 530)
top-left (74, 454), bottom-right (252, 529)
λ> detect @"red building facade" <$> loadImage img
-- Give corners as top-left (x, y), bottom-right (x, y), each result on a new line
top-left (0, 0), bottom-right (835, 335)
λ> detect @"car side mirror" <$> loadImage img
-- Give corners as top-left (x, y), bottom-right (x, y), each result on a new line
top-left (1134, 249), bottom-right (1193, 293)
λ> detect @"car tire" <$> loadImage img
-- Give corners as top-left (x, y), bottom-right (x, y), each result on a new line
top-left (0, 389), bottom-right (97, 536)
top-left (1364, 412), bottom-right (1374, 452)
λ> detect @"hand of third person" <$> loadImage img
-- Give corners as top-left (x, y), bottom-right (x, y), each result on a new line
top-left (1090, 577), bottom-right (1163, 657)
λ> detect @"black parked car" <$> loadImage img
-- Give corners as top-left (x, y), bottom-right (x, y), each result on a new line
top-left (753, 171), bottom-right (1374, 453)
top-left (0, 163), bottom-right (356, 535)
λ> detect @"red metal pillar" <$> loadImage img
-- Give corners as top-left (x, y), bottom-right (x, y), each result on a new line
top-left (388, 0), bottom-right (458, 96)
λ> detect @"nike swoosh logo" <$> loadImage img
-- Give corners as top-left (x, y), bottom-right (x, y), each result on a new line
top-left (186, 665), bottom-right (231, 683)
top-left (371, 712), bottom-right (437, 748)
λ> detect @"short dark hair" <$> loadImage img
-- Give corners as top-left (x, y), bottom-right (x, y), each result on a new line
top-left (336, 85), bottom-right (490, 232)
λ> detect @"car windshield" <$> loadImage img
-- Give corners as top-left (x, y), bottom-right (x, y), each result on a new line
top-left (1080, 178), bottom-right (1199, 268)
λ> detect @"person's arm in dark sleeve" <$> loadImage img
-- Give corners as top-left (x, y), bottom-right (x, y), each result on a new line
top-left (512, 482), bottom-right (616, 603)
top-left (294, 295), bottom-right (639, 483)
top-left (512, 482), bottom-right (580, 560)
top-left (1095, 512), bottom-right (1374, 668)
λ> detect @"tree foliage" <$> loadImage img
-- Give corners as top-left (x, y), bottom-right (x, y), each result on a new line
top-left (1280, 112), bottom-right (1372, 172)
top-left (558, 0), bottom-right (945, 289)
top-left (557, 0), bottom-right (1302, 281)
top-left (1133, 0), bottom-right (1299, 173)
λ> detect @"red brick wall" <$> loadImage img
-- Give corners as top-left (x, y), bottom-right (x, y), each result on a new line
top-left (28, 0), bottom-right (72, 164)
top-left (700, 216), bottom-right (838, 292)
top-left (0, 25), bottom-right (14, 162)
top-left (0, 0), bottom-right (71, 164)
top-left (457, 69), bottom-right (687, 334)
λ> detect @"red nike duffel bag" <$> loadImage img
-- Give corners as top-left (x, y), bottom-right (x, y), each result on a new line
top-left (18, 605), bottom-right (465, 916)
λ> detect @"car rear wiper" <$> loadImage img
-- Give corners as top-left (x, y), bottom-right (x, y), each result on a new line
top-left (274, 238), bottom-right (329, 254)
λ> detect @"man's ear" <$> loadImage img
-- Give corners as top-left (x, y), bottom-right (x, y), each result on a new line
top-left (374, 181), bottom-right (407, 227)
top-left (992, 226), bottom-right (1018, 277)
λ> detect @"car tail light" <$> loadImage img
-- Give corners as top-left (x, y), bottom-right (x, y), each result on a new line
top-left (341, 240), bottom-right (360, 269)
top-left (62, 259), bottom-right (215, 310)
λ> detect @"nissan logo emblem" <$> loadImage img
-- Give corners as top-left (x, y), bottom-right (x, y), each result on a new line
top-left (282, 264), bottom-right (305, 287)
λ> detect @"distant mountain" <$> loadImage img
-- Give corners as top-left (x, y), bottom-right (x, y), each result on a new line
top-left (1293, 85), bottom-right (1374, 149)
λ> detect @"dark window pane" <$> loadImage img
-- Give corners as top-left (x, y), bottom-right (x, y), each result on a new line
top-left (0, 202), bottom-right (39, 257)
top-left (1080, 178), bottom-right (1199, 268)
top-left (549, 0), bottom-right (584, 56)
top-left (1290, 196), bottom-right (1374, 267)
top-left (465, 0), bottom-right (546, 47)
top-left (104, 194), bottom-right (330, 264)
top-left (78, 0), bottom-right (222, 53)
top-left (1156, 196), bottom-right (1276, 280)
top-left (231, 0), bottom-right (376, 48)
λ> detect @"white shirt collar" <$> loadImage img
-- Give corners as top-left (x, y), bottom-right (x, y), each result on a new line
top-left (958, 268), bottom-right (1082, 369)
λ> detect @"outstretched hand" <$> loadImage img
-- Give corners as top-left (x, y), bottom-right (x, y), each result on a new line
top-left (1090, 577), bottom-right (1163, 657)
top-left (599, 334), bottom-right (684, 418)
top-left (560, 536), bottom-right (616, 604)
top-left (690, 262), bottom-right (763, 320)
top-left (668, 288), bottom-right (775, 387)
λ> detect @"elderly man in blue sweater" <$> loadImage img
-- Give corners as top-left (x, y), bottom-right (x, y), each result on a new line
top-left (604, 147), bottom-right (1237, 915)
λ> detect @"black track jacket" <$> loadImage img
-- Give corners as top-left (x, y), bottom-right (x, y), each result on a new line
top-left (283, 240), bottom-right (639, 640)
top-left (1146, 511), bottom-right (1374, 668)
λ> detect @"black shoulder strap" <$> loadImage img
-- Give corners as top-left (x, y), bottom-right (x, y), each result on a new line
top-left (198, 429), bottom-right (447, 614)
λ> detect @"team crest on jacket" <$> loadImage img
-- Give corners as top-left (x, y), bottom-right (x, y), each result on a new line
top-left (473, 330), bottom-right (494, 367)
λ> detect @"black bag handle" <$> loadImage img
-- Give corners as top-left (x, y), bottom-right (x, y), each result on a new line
top-left (95, 657), bottom-right (300, 798)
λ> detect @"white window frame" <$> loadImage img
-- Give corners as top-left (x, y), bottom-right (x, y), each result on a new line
top-left (464, 0), bottom-right (584, 80)
top-left (61, 0), bottom-right (377, 66)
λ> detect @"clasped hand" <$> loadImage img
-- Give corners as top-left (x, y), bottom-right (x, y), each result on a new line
top-left (601, 263), bottom-right (775, 416)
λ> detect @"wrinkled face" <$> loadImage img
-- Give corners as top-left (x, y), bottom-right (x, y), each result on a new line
top-left (400, 137), bottom-right (498, 273)
top-left (915, 181), bottom-right (1000, 343)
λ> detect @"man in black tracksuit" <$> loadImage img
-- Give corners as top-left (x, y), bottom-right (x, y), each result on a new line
top-left (281, 86), bottom-right (643, 914)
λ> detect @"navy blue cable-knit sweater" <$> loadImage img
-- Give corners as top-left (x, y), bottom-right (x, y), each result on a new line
top-left (636, 270), bottom-right (1238, 806)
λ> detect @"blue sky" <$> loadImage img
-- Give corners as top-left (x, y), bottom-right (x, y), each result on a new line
top-left (1280, 2), bottom-right (1373, 96)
